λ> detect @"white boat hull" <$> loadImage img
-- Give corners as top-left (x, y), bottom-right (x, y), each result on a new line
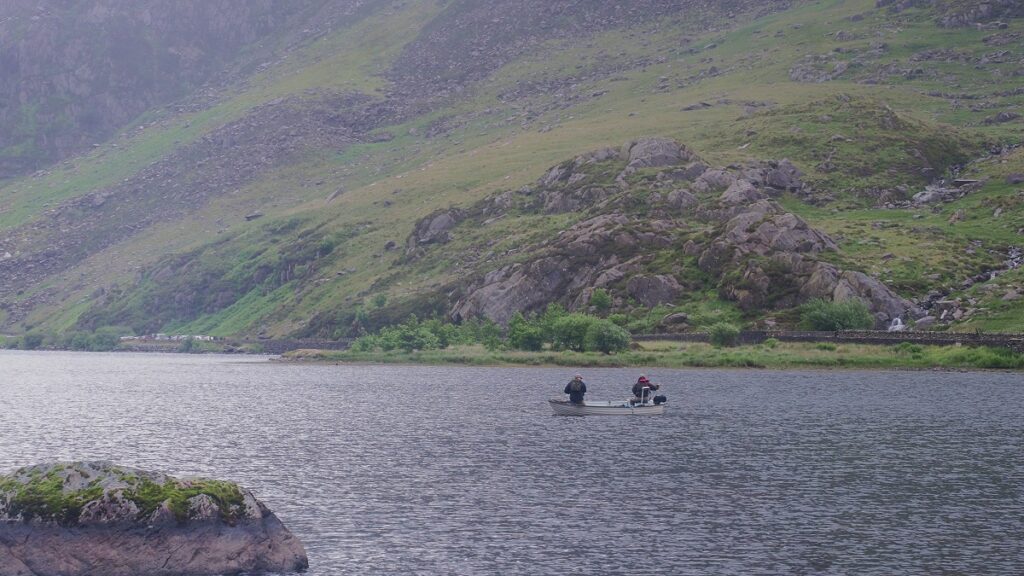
top-left (549, 399), bottom-right (665, 416)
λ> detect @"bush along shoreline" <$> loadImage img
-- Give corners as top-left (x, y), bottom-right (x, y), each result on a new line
top-left (5, 301), bottom-right (1022, 370)
top-left (285, 304), bottom-right (1024, 371)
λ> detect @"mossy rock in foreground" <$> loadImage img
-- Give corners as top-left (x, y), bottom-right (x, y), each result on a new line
top-left (0, 462), bottom-right (307, 576)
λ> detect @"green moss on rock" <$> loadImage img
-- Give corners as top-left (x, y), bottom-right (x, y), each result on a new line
top-left (0, 462), bottom-right (248, 527)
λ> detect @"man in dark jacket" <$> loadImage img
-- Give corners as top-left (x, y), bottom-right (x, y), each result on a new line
top-left (564, 374), bottom-right (587, 404)
top-left (632, 375), bottom-right (659, 402)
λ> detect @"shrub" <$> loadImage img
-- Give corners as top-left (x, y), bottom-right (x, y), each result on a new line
top-left (589, 288), bottom-right (612, 314)
top-left (551, 314), bottom-right (598, 352)
top-left (349, 335), bottom-right (380, 352)
top-left (708, 322), bottom-right (740, 347)
top-left (799, 298), bottom-right (875, 331)
top-left (583, 320), bottom-right (631, 354)
top-left (508, 313), bottom-right (545, 351)
top-left (22, 333), bottom-right (44, 350)
top-left (91, 327), bottom-right (125, 351)
top-left (893, 342), bottom-right (924, 355)
top-left (762, 337), bottom-right (779, 349)
top-left (607, 313), bottom-right (629, 327)
top-left (375, 316), bottom-right (442, 352)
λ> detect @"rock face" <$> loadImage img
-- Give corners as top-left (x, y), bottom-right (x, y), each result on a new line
top-left (444, 137), bottom-right (916, 327)
top-left (0, 462), bottom-right (307, 576)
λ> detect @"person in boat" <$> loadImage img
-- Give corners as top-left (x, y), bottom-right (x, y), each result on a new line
top-left (631, 375), bottom-right (659, 403)
top-left (564, 374), bottom-right (587, 404)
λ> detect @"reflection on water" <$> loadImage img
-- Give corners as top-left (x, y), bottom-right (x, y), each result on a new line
top-left (1, 351), bottom-right (1022, 575)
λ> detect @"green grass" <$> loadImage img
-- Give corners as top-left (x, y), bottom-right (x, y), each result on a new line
top-left (285, 340), bottom-right (1024, 370)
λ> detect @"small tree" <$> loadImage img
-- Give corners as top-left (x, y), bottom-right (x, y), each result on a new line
top-left (372, 293), bottom-right (388, 309)
top-left (551, 314), bottom-right (598, 352)
top-left (508, 312), bottom-right (545, 351)
top-left (537, 303), bottom-right (568, 342)
top-left (589, 288), bottom-right (612, 315)
top-left (709, 322), bottom-right (740, 347)
top-left (478, 319), bottom-right (505, 351)
top-left (799, 298), bottom-right (874, 331)
top-left (583, 320), bottom-right (631, 354)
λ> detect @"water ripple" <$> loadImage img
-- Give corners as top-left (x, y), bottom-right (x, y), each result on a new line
top-left (1, 351), bottom-right (1022, 575)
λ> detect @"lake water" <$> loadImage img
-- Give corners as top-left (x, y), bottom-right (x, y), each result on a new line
top-left (1, 351), bottom-right (1022, 575)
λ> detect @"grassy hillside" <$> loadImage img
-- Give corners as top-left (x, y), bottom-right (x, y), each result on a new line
top-left (1, 0), bottom-right (1022, 338)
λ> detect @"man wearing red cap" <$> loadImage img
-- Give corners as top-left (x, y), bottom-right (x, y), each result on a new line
top-left (631, 374), bottom-right (659, 403)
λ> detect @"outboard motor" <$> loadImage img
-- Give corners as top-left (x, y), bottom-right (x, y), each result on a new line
top-left (653, 395), bottom-right (667, 405)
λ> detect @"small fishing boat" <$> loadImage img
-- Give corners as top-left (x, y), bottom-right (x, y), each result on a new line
top-left (548, 398), bottom-right (665, 416)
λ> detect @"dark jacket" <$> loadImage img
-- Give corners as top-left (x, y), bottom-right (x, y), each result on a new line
top-left (632, 380), bottom-right (659, 398)
top-left (564, 379), bottom-right (587, 404)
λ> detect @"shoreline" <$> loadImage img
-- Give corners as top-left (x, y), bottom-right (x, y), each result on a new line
top-left (278, 341), bottom-right (1024, 372)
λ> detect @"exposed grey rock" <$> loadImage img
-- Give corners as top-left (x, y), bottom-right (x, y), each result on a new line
top-left (789, 54), bottom-right (848, 83)
top-left (451, 258), bottom-right (570, 325)
top-left (912, 185), bottom-right (963, 205)
top-left (719, 200), bottom-right (837, 255)
top-left (660, 312), bottom-right (689, 325)
top-left (764, 159), bottom-right (804, 191)
top-left (0, 462), bottom-right (307, 576)
top-left (913, 315), bottom-right (936, 329)
top-left (626, 274), bottom-right (682, 307)
top-left (574, 147), bottom-right (622, 166)
top-left (450, 212), bottom-right (670, 323)
top-left (406, 208), bottom-right (465, 255)
top-left (692, 169), bottom-right (736, 193)
top-left (1006, 173), bottom-right (1024, 185)
top-left (625, 138), bottom-right (694, 169)
top-left (720, 180), bottom-right (766, 205)
top-left (542, 186), bottom-right (615, 214)
top-left (665, 189), bottom-right (698, 210)
top-left (982, 111), bottom-right (1021, 125)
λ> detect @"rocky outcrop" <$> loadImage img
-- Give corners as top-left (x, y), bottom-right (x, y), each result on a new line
top-left (451, 214), bottom-right (674, 323)
top-left (625, 138), bottom-right (696, 169)
top-left (0, 462), bottom-right (307, 576)
top-left (446, 138), bottom-right (914, 326)
top-left (789, 55), bottom-right (849, 83)
top-left (698, 196), bottom-right (916, 323)
top-left (406, 209), bottom-right (465, 256)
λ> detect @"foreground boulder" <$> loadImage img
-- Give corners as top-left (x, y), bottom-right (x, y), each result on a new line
top-left (0, 462), bottom-right (308, 576)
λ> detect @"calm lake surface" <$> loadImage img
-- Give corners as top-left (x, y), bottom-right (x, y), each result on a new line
top-left (1, 351), bottom-right (1022, 575)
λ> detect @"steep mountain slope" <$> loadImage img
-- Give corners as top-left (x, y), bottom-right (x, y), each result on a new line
top-left (0, 0), bottom-right (376, 178)
top-left (0, 0), bottom-right (1022, 338)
